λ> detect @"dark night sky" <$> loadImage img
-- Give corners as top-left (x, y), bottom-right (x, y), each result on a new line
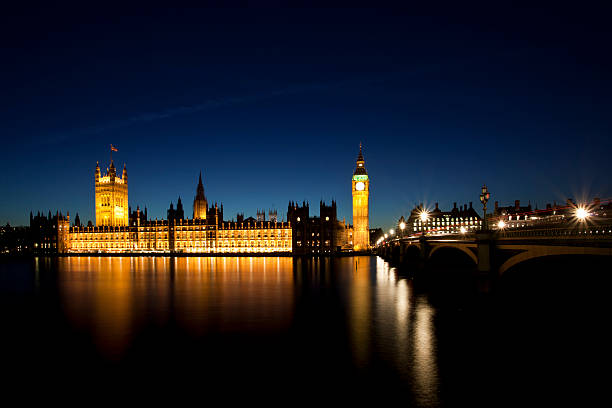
top-left (2, 3), bottom-right (612, 230)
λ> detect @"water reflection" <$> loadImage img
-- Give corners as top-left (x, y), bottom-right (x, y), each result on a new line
top-left (28, 256), bottom-right (439, 399)
top-left (58, 257), bottom-right (295, 359)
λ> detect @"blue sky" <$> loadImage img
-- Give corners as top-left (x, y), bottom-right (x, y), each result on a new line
top-left (2, 4), bottom-right (611, 230)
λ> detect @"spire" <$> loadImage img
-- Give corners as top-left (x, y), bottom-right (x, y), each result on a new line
top-left (108, 160), bottom-right (116, 178)
top-left (353, 143), bottom-right (367, 176)
top-left (195, 171), bottom-right (206, 200)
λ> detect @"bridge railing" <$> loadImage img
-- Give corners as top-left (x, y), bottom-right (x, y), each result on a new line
top-left (377, 225), bottom-right (612, 248)
top-left (498, 224), bottom-right (612, 239)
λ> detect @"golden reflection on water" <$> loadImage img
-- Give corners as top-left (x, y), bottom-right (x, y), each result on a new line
top-left (54, 255), bottom-right (438, 400)
top-left (370, 257), bottom-right (439, 405)
top-left (58, 257), bottom-right (295, 359)
top-left (349, 256), bottom-right (372, 368)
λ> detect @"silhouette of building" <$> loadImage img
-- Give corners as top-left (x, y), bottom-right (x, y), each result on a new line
top-left (370, 228), bottom-right (384, 245)
top-left (287, 200), bottom-right (353, 254)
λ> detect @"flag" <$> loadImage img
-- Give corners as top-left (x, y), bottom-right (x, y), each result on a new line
top-left (111, 144), bottom-right (118, 152)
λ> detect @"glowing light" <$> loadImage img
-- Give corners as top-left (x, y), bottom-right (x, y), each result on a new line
top-left (419, 211), bottom-right (429, 222)
top-left (497, 220), bottom-right (506, 229)
top-left (389, 229), bottom-right (395, 235)
top-left (384, 233), bottom-right (388, 239)
top-left (575, 207), bottom-right (589, 221)
top-left (460, 226), bottom-right (467, 234)
top-left (399, 222), bottom-right (406, 230)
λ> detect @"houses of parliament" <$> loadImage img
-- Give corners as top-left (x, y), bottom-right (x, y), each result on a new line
top-left (28, 147), bottom-right (370, 255)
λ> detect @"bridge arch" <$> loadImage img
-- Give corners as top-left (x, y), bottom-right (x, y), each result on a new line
top-left (428, 244), bottom-right (478, 265)
top-left (498, 245), bottom-right (612, 276)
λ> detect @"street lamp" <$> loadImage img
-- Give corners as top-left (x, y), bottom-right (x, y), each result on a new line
top-left (399, 222), bottom-right (406, 231)
top-left (479, 184), bottom-right (490, 231)
top-left (389, 229), bottom-right (395, 236)
top-left (497, 220), bottom-right (506, 229)
top-left (575, 207), bottom-right (589, 221)
top-left (419, 210), bottom-right (429, 236)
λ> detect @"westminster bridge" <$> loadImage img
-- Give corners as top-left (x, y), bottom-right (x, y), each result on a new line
top-left (376, 224), bottom-right (612, 291)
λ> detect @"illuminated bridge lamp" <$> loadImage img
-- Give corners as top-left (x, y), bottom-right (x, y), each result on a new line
top-left (497, 220), bottom-right (506, 229)
top-left (460, 226), bottom-right (467, 234)
top-left (575, 207), bottom-right (589, 221)
top-left (419, 211), bottom-right (429, 236)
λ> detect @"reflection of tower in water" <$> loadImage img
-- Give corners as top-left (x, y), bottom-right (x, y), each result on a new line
top-left (59, 257), bottom-right (135, 360)
top-left (349, 256), bottom-right (372, 368)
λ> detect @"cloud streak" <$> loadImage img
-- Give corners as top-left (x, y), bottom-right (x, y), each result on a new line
top-left (41, 79), bottom-right (376, 145)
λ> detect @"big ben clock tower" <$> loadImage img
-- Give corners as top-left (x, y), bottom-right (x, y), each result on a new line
top-left (352, 144), bottom-right (369, 251)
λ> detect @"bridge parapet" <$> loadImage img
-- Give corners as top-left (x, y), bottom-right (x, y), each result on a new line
top-left (499, 224), bottom-right (612, 239)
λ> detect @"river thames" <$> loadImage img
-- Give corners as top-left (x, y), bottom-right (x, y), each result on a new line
top-left (0, 255), bottom-right (605, 404)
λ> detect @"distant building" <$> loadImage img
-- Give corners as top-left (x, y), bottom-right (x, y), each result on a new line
top-left (1, 223), bottom-right (29, 254)
top-left (268, 210), bottom-right (278, 223)
top-left (369, 228), bottom-right (384, 246)
top-left (490, 197), bottom-right (612, 229)
top-left (402, 202), bottom-right (482, 235)
top-left (287, 200), bottom-right (353, 255)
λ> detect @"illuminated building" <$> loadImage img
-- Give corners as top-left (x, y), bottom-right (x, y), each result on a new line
top-left (31, 150), bottom-right (365, 254)
top-left (404, 202), bottom-right (483, 235)
top-left (95, 161), bottom-right (129, 226)
top-left (352, 144), bottom-right (370, 250)
top-left (56, 161), bottom-right (292, 253)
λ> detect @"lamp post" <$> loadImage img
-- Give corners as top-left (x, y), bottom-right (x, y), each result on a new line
top-left (419, 210), bottom-right (429, 236)
top-left (479, 184), bottom-right (490, 231)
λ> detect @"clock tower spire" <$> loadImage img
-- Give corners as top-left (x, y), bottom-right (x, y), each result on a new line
top-left (352, 143), bottom-right (369, 251)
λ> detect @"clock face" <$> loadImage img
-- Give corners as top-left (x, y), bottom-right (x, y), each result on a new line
top-left (355, 181), bottom-right (365, 191)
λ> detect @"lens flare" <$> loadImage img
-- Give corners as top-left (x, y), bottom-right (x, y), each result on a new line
top-left (575, 207), bottom-right (588, 221)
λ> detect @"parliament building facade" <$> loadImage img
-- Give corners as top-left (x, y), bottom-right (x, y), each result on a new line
top-left (57, 163), bottom-right (292, 254)
top-left (38, 146), bottom-right (368, 255)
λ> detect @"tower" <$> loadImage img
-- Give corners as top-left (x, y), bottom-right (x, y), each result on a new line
top-left (95, 160), bottom-right (129, 226)
top-left (193, 172), bottom-right (208, 220)
top-left (352, 144), bottom-right (369, 250)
